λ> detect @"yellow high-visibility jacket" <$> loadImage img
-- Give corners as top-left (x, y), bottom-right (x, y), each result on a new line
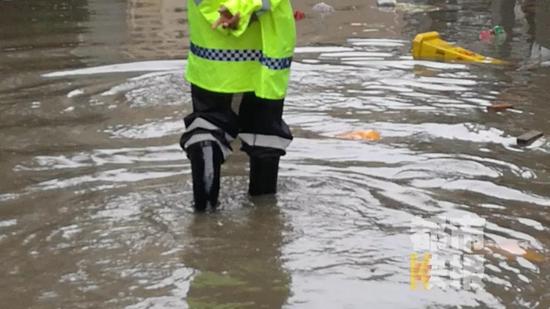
top-left (186, 0), bottom-right (296, 99)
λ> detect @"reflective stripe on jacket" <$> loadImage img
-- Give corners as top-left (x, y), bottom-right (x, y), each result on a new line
top-left (186, 0), bottom-right (296, 99)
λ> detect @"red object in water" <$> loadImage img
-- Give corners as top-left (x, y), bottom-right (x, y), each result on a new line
top-left (479, 29), bottom-right (492, 42)
top-left (294, 10), bottom-right (305, 21)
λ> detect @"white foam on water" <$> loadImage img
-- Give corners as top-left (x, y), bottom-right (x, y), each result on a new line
top-left (416, 76), bottom-right (478, 86)
top-left (414, 178), bottom-right (550, 207)
top-left (301, 59), bottom-right (321, 64)
top-left (396, 3), bottom-right (440, 13)
top-left (379, 78), bottom-right (470, 92)
top-left (104, 120), bottom-right (185, 140)
top-left (319, 52), bottom-right (394, 58)
top-left (0, 219), bottom-right (17, 228)
top-left (338, 57), bottom-right (386, 61)
top-left (343, 60), bottom-right (467, 70)
top-left (516, 257), bottom-right (538, 272)
top-left (67, 89), bottom-right (84, 98)
top-left (347, 38), bottom-right (406, 47)
top-left (294, 46), bottom-right (355, 54)
top-left (43, 60), bottom-right (186, 77)
top-left (125, 267), bottom-right (194, 309)
top-left (0, 193), bottom-right (19, 202)
top-left (377, 0), bottom-right (396, 7)
top-left (517, 218), bottom-right (545, 231)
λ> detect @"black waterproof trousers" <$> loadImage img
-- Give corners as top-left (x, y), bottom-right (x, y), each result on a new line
top-left (180, 84), bottom-right (293, 159)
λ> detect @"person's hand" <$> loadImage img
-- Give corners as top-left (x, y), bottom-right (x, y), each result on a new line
top-left (212, 6), bottom-right (240, 30)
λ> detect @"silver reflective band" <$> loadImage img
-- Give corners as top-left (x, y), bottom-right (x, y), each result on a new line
top-left (190, 43), bottom-right (292, 70)
top-left (203, 145), bottom-right (214, 189)
top-left (239, 133), bottom-right (292, 150)
top-left (256, 0), bottom-right (271, 16)
top-left (261, 0), bottom-right (271, 11)
top-left (186, 117), bottom-right (235, 143)
top-left (184, 133), bottom-right (231, 159)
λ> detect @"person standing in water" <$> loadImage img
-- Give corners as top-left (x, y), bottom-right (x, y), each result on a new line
top-left (180, 0), bottom-right (296, 211)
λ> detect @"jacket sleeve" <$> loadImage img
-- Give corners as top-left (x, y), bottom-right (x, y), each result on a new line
top-left (196, 1), bottom-right (227, 30)
top-left (222, 0), bottom-right (284, 37)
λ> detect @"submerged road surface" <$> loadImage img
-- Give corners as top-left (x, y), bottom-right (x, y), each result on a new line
top-left (1, 0), bottom-right (549, 308)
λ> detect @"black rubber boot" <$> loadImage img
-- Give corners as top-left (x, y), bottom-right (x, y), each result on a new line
top-left (187, 141), bottom-right (223, 212)
top-left (248, 156), bottom-right (280, 196)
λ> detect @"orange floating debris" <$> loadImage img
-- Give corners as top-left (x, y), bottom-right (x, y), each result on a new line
top-left (487, 103), bottom-right (514, 112)
top-left (481, 239), bottom-right (546, 263)
top-left (523, 249), bottom-right (545, 263)
top-left (337, 130), bottom-right (381, 141)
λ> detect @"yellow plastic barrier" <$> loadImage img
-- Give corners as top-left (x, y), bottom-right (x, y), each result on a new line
top-left (412, 32), bottom-right (505, 64)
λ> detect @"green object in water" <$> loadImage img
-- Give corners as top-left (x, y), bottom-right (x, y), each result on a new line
top-left (492, 25), bottom-right (505, 35)
top-left (191, 271), bottom-right (246, 288)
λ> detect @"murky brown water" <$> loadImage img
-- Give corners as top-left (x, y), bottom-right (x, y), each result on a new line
top-left (1, 0), bottom-right (549, 308)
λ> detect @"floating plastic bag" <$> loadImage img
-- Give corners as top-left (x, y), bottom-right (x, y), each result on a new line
top-left (312, 2), bottom-right (335, 17)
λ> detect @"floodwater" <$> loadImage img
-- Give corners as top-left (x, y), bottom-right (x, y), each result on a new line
top-left (1, 0), bottom-right (549, 308)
